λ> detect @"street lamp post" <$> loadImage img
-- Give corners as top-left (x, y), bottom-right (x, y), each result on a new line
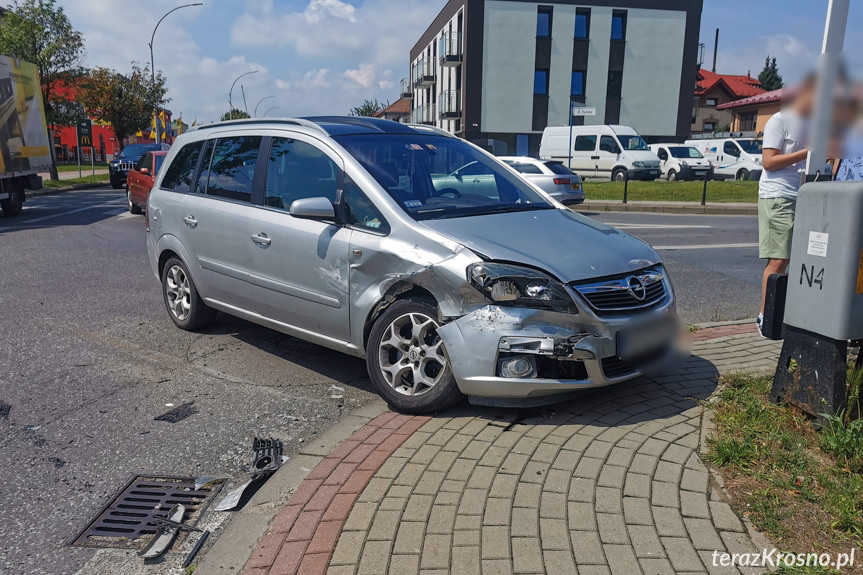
top-left (254, 95), bottom-right (275, 118)
top-left (149, 3), bottom-right (203, 144)
top-left (229, 71), bottom-right (258, 118)
top-left (263, 106), bottom-right (280, 117)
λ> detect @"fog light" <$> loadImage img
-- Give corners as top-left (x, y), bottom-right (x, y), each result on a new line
top-left (499, 355), bottom-right (536, 378)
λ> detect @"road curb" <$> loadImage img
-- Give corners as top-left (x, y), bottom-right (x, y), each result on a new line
top-left (575, 201), bottom-right (757, 215)
top-left (692, 318), bottom-right (756, 329)
top-left (194, 400), bottom-right (389, 575)
top-left (28, 182), bottom-right (112, 198)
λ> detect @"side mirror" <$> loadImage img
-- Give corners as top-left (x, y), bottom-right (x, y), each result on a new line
top-left (140, 168), bottom-right (150, 175)
top-left (289, 197), bottom-right (336, 220)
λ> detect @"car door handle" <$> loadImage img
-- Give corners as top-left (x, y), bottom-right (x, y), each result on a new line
top-left (251, 233), bottom-right (271, 247)
top-left (590, 155), bottom-right (600, 160)
top-left (182, 215), bottom-right (198, 228)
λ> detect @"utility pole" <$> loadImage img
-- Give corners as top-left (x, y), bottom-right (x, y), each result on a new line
top-left (712, 28), bottom-right (719, 73)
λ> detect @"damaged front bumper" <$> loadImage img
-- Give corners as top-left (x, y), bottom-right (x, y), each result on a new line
top-left (437, 300), bottom-right (682, 399)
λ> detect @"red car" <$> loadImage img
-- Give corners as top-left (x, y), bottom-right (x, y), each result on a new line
top-left (126, 151), bottom-right (167, 214)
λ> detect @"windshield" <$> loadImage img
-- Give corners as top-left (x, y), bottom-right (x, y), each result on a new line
top-left (669, 146), bottom-right (703, 159)
top-left (120, 144), bottom-right (161, 158)
top-left (154, 155), bottom-right (165, 176)
top-left (336, 134), bottom-right (554, 220)
top-left (616, 135), bottom-right (648, 151)
top-left (737, 139), bottom-right (763, 154)
top-left (544, 161), bottom-right (573, 175)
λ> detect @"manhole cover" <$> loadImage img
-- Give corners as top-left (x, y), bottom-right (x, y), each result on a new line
top-left (70, 476), bottom-right (222, 549)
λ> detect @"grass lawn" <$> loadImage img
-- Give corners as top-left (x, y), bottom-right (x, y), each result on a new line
top-left (705, 370), bottom-right (863, 571)
top-left (57, 163), bottom-right (109, 172)
top-left (43, 173), bottom-right (110, 188)
top-left (584, 180), bottom-right (759, 203)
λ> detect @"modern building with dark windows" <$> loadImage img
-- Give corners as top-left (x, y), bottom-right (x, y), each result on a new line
top-left (406, 0), bottom-right (703, 156)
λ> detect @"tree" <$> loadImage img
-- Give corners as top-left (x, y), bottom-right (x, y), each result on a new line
top-left (349, 98), bottom-right (388, 117)
top-left (758, 56), bottom-right (784, 92)
top-left (221, 109), bottom-right (250, 121)
top-left (0, 0), bottom-right (85, 179)
top-left (77, 63), bottom-right (169, 151)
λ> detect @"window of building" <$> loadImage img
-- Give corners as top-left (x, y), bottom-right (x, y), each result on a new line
top-left (574, 135), bottom-right (597, 151)
top-left (607, 70), bottom-right (622, 99)
top-left (534, 69), bottom-right (549, 95)
top-left (516, 134), bottom-right (529, 156)
top-left (161, 141), bottom-right (203, 193)
top-left (265, 137), bottom-right (339, 210)
top-left (611, 10), bottom-right (627, 41)
top-left (739, 112), bottom-right (757, 131)
top-left (706, 97), bottom-right (717, 107)
top-left (571, 71), bottom-right (585, 97)
top-left (574, 9), bottom-right (590, 39)
top-left (703, 121), bottom-right (716, 131)
top-left (536, 6), bottom-right (552, 38)
top-left (204, 136), bottom-right (262, 202)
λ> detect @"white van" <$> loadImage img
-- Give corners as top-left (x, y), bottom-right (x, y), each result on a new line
top-left (540, 125), bottom-right (661, 181)
top-left (684, 138), bottom-right (763, 181)
top-left (648, 144), bottom-right (713, 181)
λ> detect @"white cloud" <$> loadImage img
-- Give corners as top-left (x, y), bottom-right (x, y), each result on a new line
top-left (305, 0), bottom-right (357, 24)
top-left (304, 69), bottom-right (330, 88)
top-left (714, 34), bottom-right (819, 84)
top-left (344, 63), bottom-right (377, 88)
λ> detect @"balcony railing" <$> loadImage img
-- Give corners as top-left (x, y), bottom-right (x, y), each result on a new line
top-left (412, 59), bottom-right (435, 89)
top-left (439, 90), bottom-right (461, 118)
top-left (411, 104), bottom-right (436, 125)
top-left (439, 32), bottom-right (462, 66)
top-left (400, 77), bottom-right (413, 99)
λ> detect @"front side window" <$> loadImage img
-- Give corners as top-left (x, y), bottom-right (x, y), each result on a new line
top-left (344, 181), bottom-right (389, 234)
top-left (135, 153), bottom-right (151, 172)
top-left (265, 137), bottom-right (339, 211)
top-left (599, 136), bottom-right (620, 154)
top-left (669, 147), bottom-right (703, 159)
top-left (335, 134), bottom-right (553, 221)
top-left (574, 135), bottom-right (597, 152)
top-left (204, 136), bottom-right (262, 202)
top-left (161, 141), bottom-right (203, 193)
top-left (657, 148), bottom-right (669, 161)
top-left (724, 141), bottom-right (741, 157)
top-left (536, 7), bottom-right (551, 37)
top-left (534, 70), bottom-right (549, 95)
top-left (154, 154), bottom-right (165, 176)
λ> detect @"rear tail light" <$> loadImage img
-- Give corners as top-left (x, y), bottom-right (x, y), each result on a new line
top-left (553, 178), bottom-right (571, 185)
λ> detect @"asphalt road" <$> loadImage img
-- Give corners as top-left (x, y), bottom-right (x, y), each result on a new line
top-left (0, 188), bottom-right (760, 575)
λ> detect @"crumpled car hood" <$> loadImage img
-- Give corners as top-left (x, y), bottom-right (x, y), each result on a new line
top-left (421, 208), bottom-right (660, 283)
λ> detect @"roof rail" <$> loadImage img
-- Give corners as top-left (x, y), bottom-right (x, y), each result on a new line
top-left (187, 117), bottom-right (326, 135)
top-left (405, 124), bottom-right (458, 138)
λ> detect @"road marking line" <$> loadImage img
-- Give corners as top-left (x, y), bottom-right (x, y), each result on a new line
top-left (607, 223), bottom-right (713, 229)
top-left (653, 242), bottom-right (758, 250)
top-left (14, 200), bottom-right (125, 224)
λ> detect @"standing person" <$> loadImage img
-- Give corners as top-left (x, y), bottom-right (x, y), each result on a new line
top-left (756, 78), bottom-right (815, 335)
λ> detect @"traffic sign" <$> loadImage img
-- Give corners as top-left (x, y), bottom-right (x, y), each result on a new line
top-left (76, 119), bottom-right (93, 148)
top-left (571, 104), bottom-right (596, 116)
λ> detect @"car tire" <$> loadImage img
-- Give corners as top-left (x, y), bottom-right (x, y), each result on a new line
top-left (366, 297), bottom-right (464, 414)
top-left (667, 170), bottom-right (678, 182)
top-left (612, 169), bottom-right (627, 182)
top-left (161, 257), bottom-right (216, 331)
top-left (736, 169), bottom-right (750, 181)
top-left (127, 187), bottom-right (143, 214)
top-left (0, 186), bottom-right (23, 217)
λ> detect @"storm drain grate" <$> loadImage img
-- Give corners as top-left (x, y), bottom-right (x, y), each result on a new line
top-left (69, 475), bottom-right (222, 549)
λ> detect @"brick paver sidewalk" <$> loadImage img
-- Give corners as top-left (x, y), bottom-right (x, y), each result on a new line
top-left (239, 326), bottom-right (781, 575)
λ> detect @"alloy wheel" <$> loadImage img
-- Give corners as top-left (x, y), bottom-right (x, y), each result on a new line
top-left (378, 312), bottom-right (448, 396)
top-left (165, 265), bottom-right (191, 321)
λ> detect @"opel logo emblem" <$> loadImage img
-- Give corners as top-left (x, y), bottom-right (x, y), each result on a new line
top-left (408, 348), bottom-right (420, 361)
top-left (627, 276), bottom-right (647, 301)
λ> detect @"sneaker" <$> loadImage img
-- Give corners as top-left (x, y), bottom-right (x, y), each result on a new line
top-left (756, 313), bottom-right (766, 338)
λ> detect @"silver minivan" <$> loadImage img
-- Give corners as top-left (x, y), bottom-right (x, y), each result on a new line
top-left (146, 117), bottom-right (679, 413)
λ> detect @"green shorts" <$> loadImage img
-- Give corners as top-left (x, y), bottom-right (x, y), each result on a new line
top-left (758, 197), bottom-right (796, 259)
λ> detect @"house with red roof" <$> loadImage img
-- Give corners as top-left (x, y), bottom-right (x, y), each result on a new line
top-left (691, 69), bottom-right (765, 134)
top-left (373, 98), bottom-right (411, 124)
top-left (716, 89), bottom-right (784, 135)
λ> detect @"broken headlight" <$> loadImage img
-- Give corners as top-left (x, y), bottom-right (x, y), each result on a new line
top-left (468, 263), bottom-right (577, 313)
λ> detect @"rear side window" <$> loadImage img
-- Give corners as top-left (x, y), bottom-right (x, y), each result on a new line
top-left (161, 141), bottom-right (203, 193)
top-left (154, 155), bottom-right (165, 176)
top-left (203, 136), bottom-right (262, 202)
top-left (544, 162), bottom-right (572, 175)
top-left (265, 137), bottom-right (339, 211)
top-left (512, 163), bottom-right (542, 175)
top-left (574, 135), bottom-right (596, 152)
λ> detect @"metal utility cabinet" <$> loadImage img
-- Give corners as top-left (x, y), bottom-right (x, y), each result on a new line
top-left (771, 181), bottom-right (863, 416)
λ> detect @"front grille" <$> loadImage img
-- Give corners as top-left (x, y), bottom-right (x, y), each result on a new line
top-left (114, 162), bottom-right (135, 173)
top-left (572, 267), bottom-right (667, 313)
top-left (601, 356), bottom-right (636, 378)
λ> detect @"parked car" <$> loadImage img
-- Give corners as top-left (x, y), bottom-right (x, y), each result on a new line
top-left (647, 144), bottom-right (713, 181)
top-left (147, 117), bottom-right (679, 413)
top-left (684, 137), bottom-right (762, 181)
top-left (540, 125), bottom-right (661, 181)
top-left (110, 143), bottom-right (170, 189)
top-left (126, 151), bottom-right (167, 214)
top-left (498, 156), bottom-right (585, 205)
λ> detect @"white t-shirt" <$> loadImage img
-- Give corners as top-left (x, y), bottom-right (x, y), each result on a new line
top-left (758, 110), bottom-right (807, 200)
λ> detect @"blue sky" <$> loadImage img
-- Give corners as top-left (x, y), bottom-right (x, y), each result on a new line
top-left (57, 0), bottom-right (861, 123)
